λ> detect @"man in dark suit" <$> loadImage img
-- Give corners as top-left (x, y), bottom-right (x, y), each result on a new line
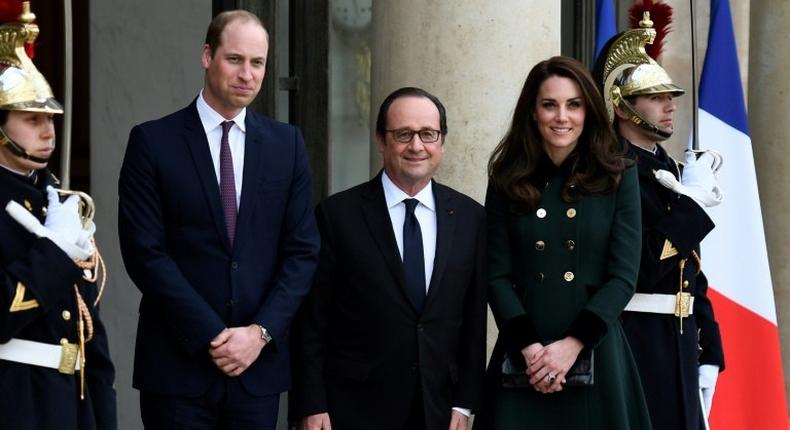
top-left (291, 87), bottom-right (487, 430)
top-left (118, 10), bottom-right (319, 429)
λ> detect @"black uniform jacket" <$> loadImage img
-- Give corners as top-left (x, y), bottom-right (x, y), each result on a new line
top-left (621, 141), bottom-right (725, 430)
top-left (0, 167), bottom-right (116, 430)
top-left (290, 173), bottom-right (487, 430)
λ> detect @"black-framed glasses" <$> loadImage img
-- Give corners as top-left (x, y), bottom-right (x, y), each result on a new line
top-left (386, 128), bottom-right (442, 144)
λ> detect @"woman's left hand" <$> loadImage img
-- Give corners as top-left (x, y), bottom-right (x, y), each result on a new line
top-left (527, 336), bottom-right (584, 394)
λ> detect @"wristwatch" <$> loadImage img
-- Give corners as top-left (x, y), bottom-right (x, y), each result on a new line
top-left (257, 324), bottom-right (273, 343)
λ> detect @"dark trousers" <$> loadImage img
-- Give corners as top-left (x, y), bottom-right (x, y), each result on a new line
top-left (140, 378), bottom-right (279, 430)
top-left (404, 382), bottom-right (426, 430)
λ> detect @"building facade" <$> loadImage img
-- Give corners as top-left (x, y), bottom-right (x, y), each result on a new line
top-left (67, 1), bottom-right (790, 428)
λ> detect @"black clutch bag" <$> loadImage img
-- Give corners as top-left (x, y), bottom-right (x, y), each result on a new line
top-left (500, 348), bottom-right (594, 388)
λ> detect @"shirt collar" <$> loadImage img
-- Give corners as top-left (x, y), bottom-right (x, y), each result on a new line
top-left (381, 170), bottom-right (436, 212)
top-left (0, 162), bottom-right (32, 177)
top-left (196, 90), bottom-right (247, 134)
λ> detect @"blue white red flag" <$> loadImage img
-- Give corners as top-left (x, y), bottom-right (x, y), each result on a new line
top-left (699, 1), bottom-right (789, 428)
top-left (594, 0), bottom-right (616, 62)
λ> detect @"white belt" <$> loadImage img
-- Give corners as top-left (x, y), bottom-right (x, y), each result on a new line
top-left (624, 293), bottom-right (695, 316)
top-left (0, 338), bottom-right (81, 374)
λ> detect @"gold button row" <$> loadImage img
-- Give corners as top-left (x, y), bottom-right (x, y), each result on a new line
top-left (535, 207), bottom-right (577, 219)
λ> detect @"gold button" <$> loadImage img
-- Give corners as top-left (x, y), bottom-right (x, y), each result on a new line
top-left (24, 200), bottom-right (32, 211)
top-left (62, 310), bottom-right (71, 321)
top-left (566, 208), bottom-right (577, 218)
top-left (536, 208), bottom-right (547, 218)
top-left (565, 240), bottom-right (575, 251)
top-left (683, 280), bottom-right (689, 288)
top-left (60, 338), bottom-right (69, 345)
top-left (535, 240), bottom-right (545, 251)
top-left (564, 271), bottom-right (575, 282)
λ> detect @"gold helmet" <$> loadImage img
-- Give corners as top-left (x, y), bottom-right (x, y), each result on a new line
top-left (0, 2), bottom-right (63, 114)
top-left (0, 2), bottom-right (62, 163)
top-left (600, 12), bottom-right (683, 140)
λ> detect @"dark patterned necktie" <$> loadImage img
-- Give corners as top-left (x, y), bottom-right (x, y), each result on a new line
top-left (220, 120), bottom-right (237, 245)
top-left (402, 198), bottom-right (426, 313)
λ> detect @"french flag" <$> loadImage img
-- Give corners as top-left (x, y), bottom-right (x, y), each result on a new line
top-left (699, 0), bottom-right (789, 428)
top-left (594, 0), bottom-right (617, 62)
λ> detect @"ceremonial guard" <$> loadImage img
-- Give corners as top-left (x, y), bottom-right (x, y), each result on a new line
top-left (0, 3), bottom-right (116, 429)
top-left (596, 11), bottom-right (725, 430)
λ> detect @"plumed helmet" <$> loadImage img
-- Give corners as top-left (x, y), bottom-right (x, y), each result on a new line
top-left (0, 2), bottom-right (63, 114)
top-left (599, 12), bottom-right (683, 139)
top-left (615, 63), bottom-right (684, 99)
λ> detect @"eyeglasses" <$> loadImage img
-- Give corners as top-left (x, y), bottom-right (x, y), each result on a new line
top-left (386, 128), bottom-right (442, 144)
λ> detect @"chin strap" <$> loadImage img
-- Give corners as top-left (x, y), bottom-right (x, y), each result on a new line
top-left (612, 86), bottom-right (673, 141)
top-left (0, 126), bottom-right (50, 164)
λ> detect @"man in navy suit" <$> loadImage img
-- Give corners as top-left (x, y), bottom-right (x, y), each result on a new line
top-left (291, 87), bottom-right (487, 430)
top-left (118, 9), bottom-right (319, 429)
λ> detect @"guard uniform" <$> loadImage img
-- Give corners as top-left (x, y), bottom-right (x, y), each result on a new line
top-left (0, 3), bottom-right (116, 429)
top-left (0, 168), bottom-right (116, 430)
top-left (596, 12), bottom-right (726, 430)
top-left (621, 142), bottom-right (724, 430)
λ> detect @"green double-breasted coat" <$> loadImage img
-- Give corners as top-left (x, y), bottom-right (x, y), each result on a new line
top-left (477, 161), bottom-right (651, 430)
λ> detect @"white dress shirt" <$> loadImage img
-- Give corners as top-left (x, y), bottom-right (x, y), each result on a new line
top-left (380, 172), bottom-right (470, 418)
top-left (196, 90), bottom-right (246, 209)
top-left (381, 171), bottom-right (436, 292)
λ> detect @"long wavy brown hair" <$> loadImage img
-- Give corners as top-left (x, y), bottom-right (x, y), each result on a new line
top-left (489, 56), bottom-right (625, 214)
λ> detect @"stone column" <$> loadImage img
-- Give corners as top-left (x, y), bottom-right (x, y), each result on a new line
top-left (749, 0), bottom-right (790, 402)
top-left (369, 1), bottom-right (561, 203)
top-left (90, 1), bottom-right (209, 428)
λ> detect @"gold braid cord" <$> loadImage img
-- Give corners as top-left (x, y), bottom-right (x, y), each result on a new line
top-left (678, 258), bottom-right (687, 334)
top-left (74, 239), bottom-right (108, 306)
top-left (74, 285), bottom-right (92, 400)
top-left (691, 249), bottom-right (702, 275)
top-left (71, 239), bottom-right (108, 400)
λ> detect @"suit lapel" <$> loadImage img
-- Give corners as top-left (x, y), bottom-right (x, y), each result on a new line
top-left (360, 174), bottom-right (413, 307)
top-left (233, 115), bottom-right (265, 254)
top-left (183, 103), bottom-right (231, 250)
top-left (424, 182), bottom-right (456, 310)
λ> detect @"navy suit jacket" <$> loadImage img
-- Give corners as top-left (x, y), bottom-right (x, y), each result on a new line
top-left (118, 101), bottom-right (319, 396)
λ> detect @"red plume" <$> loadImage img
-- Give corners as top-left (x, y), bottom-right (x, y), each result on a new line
top-left (0, 0), bottom-right (35, 58)
top-left (629, 0), bottom-right (673, 60)
top-left (0, 0), bottom-right (23, 22)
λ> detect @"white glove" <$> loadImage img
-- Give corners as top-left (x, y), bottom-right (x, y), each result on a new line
top-left (698, 364), bottom-right (720, 418)
top-left (653, 151), bottom-right (723, 208)
top-left (45, 186), bottom-right (96, 256)
top-left (44, 186), bottom-right (83, 241)
top-left (688, 149), bottom-right (724, 175)
top-left (5, 198), bottom-right (93, 261)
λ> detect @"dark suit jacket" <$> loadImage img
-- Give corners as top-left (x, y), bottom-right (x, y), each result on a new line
top-left (118, 101), bottom-right (319, 397)
top-left (290, 173), bottom-right (487, 430)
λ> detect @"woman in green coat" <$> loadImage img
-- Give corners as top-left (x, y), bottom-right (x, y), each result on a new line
top-left (475, 56), bottom-right (651, 429)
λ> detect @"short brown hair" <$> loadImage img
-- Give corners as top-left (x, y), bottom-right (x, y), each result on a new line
top-left (204, 10), bottom-right (268, 57)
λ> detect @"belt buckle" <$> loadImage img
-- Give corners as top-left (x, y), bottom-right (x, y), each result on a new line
top-left (674, 292), bottom-right (692, 318)
top-left (58, 342), bottom-right (79, 375)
